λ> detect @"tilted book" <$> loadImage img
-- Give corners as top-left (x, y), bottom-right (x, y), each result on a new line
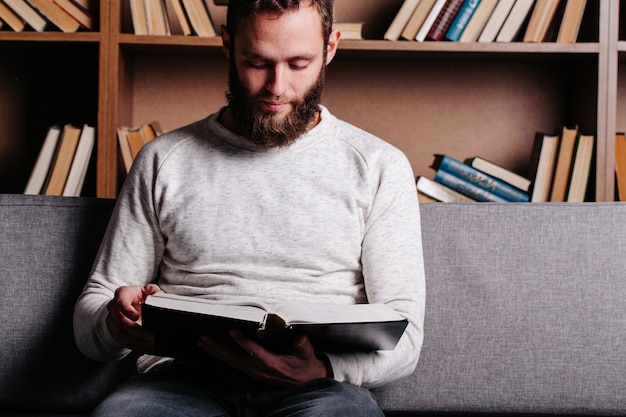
top-left (142, 293), bottom-right (408, 358)
top-left (432, 154), bottom-right (530, 202)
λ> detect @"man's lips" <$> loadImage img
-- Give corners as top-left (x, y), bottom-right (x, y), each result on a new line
top-left (260, 100), bottom-right (289, 111)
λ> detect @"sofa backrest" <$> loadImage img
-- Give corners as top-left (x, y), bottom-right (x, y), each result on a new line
top-left (373, 202), bottom-right (626, 415)
top-left (0, 194), bottom-right (133, 414)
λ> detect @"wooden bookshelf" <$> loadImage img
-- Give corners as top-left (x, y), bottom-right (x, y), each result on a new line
top-left (0, 0), bottom-right (622, 201)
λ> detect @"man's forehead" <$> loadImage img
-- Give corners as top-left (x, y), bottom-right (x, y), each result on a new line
top-left (233, 8), bottom-right (325, 60)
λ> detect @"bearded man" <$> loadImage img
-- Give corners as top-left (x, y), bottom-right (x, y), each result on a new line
top-left (74, 1), bottom-right (425, 415)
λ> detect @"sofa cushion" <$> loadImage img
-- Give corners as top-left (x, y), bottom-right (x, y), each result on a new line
top-left (373, 202), bottom-right (626, 415)
top-left (0, 194), bottom-right (134, 414)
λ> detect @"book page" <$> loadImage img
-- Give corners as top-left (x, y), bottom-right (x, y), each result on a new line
top-left (144, 293), bottom-right (268, 323)
top-left (271, 302), bottom-right (404, 325)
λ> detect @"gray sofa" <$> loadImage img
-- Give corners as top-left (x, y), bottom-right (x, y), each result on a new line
top-left (2, 193), bottom-right (626, 416)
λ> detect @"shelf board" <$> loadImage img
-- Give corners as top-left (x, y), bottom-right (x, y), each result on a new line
top-left (118, 33), bottom-right (223, 47)
top-left (340, 40), bottom-right (600, 54)
top-left (0, 32), bottom-right (101, 42)
top-left (112, 35), bottom-right (600, 60)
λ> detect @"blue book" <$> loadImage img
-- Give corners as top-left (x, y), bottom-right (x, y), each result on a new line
top-left (445, 0), bottom-right (481, 41)
top-left (434, 169), bottom-right (508, 202)
top-left (432, 154), bottom-right (530, 202)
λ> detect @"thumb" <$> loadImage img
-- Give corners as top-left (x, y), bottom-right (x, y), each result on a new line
top-left (143, 283), bottom-right (162, 296)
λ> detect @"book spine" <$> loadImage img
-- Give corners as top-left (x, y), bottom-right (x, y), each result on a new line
top-left (434, 169), bottom-right (508, 202)
top-left (445, 0), bottom-right (481, 41)
top-left (435, 155), bottom-right (530, 202)
top-left (427, 0), bottom-right (465, 41)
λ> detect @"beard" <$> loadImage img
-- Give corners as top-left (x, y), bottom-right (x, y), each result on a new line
top-left (226, 59), bottom-right (325, 148)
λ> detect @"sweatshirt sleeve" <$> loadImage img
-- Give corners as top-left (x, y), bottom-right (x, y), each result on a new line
top-left (324, 149), bottom-right (425, 388)
top-left (73, 145), bottom-right (165, 361)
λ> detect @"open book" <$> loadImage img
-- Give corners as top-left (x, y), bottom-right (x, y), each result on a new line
top-left (142, 293), bottom-right (408, 357)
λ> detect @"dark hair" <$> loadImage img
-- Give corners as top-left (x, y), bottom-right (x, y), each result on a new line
top-left (226, 0), bottom-right (334, 45)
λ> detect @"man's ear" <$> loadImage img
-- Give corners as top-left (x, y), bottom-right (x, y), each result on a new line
top-left (325, 29), bottom-right (340, 65)
top-left (221, 25), bottom-right (231, 59)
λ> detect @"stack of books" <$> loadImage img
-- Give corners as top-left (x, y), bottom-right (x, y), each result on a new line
top-left (0, 0), bottom-right (94, 32)
top-left (384, 0), bottom-right (587, 43)
top-left (418, 154), bottom-right (531, 203)
top-left (24, 123), bottom-right (95, 197)
top-left (127, 0), bottom-right (223, 36)
top-left (117, 121), bottom-right (164, 173)
top-left (418, 125), bottom-right (596, 204)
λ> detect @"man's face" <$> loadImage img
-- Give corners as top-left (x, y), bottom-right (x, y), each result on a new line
top-left (224, 6), bottom-right (330, 147)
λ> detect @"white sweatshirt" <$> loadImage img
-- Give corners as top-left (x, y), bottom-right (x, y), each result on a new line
top-left (74, 106), bottom-right (425, 388)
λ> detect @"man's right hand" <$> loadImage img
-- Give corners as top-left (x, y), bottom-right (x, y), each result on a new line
top-left (105, 284), bottom-right (162, 353)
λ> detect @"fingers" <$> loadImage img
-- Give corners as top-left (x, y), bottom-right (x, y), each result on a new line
top-left (198, 331), bottom-right (326, 386)
top-left (105, 285), bottom-right (157, 352)
top-left (143, 283), bottom-right (163, 296)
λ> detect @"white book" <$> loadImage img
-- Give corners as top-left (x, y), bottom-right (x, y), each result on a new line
top-left (416, 176), bottom-right (475, 203)
top-left (62, 125), bottom-right (95, 197)
top-left (384, 0), bottom-right (421, 41)
top-left (24, 126), bottom-right (61, 195)
top-left (415, 0), bottom-right (447, 41)
top-left (466, 156), bottom-right (531, 192)
top-left (495, 0), bottom-right (535, 42)
top-left (477, 0), bottom-right (516, 42)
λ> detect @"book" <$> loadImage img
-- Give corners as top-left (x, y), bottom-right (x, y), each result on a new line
top-left (0, 1), bottom-right (25, 32)
top-left (527, 132), bottom-right (560, 202)
top-left (129, 0), bottom-right (148, 35)
top-left (117, 127), bottom-right (133, 173)
top-left (51, 0), bottom-right (92, 29)
top-left (615, 132), bottom-right (626, 201)
top-left (44, 124), bottom-right (82, 196)
top-left (445, 0), bottom-right (482, 42)
top-left (384, 0), bottom-right (421, 41)
top-left (415, 0), bottom-right (447, 41)
top-left (556, 0), bottom-right (586, 43)
top-left (465, 156), bottom-right (531, 192)
top-left (416, 175), bottom-right (475, 202)
top-left (144, 0), bottom-right (170, 36)
top-left (432, 154), bottom-right (530, 202)
top-left (477, 0), bottom-right (516, 42)
top-left (3, 0), bottom-right (46, 31)
top-left (549, 125), bottom-right (578, 201)
top-left (433, 168), bottom-right (508, 202)
top-left (26, 0), bottom-right (80, 32)
top-left (181, 0), bottom-right (216, 37)
top-left (24, 125), bottom-right (62, 195)
top-left (426, 0), bottom-right (465, 41)
top-left (125, 126), bottom-right (147, 159)
top-left (400, 0), bottom-right (437, 40)
top-left (142, 292), bottom-right (409, 357)
top-left (333, 20), bottom-right (364, 40)
top-left (164, 0), bottom-right (191, 36)
top-left (495, 0), bottom-right (535, 42)
top-left (62, 124), bottom-right (95, 197)
top-left (117, 122), bottom-right (161, 171)
top-left (417, 191), bottom-right (438, 203)
top-left (459, 0), bottom-right (497, 42)
top-left (523, 0), bottom-right (562, 43)
top-left (566, 133), bottom-right (594, 202)
top-left (400, 0), bottom-right (437, 41)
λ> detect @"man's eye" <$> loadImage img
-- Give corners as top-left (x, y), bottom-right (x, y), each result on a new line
top-left (290, 64), bottom-right (307, 70)
top-left (247, 61), bottom-right (267, 69)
